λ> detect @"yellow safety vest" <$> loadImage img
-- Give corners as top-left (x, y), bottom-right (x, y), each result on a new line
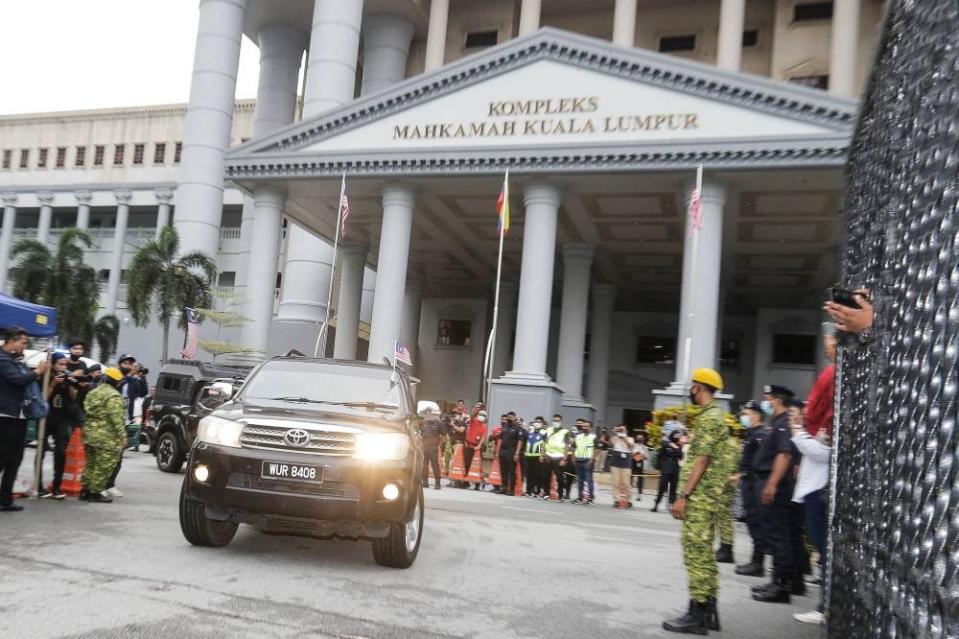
top-left (545, 427), bottom-right (568, 458)
top-left (574, 433), bottom-right (596, 460)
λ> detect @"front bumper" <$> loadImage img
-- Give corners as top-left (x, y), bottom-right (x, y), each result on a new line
top-left (183, 442), bottom-right (417, 538)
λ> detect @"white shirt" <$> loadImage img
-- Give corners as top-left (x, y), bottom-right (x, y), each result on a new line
top-left (791, 430), bottom-right (831, 503)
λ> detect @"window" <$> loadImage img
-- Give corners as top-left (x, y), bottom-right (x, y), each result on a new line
top-left (75, 146), bottom-right (86, 167)
top-left (794, 2), bottom-right (833, 22)
top-left (133, 143), bottom-right (145, 165)
top-left (743, 30), bottom-right (759, 47)
top-left (772, 334), bottom-right (816, 365)
top-left (161, 376), bottom-right (183, 393)
top-left (437, 319), bottom-right (472, 347)
top-left (55, 147), bottom-right (67, 168)
top-left (38, 148), bottom-right (49, 168)
top-left (217, 271), bottom-right (236, 288)
top-left (659, 34), bottom-right (697, 53)
top-left (1, 150), bottom-right (10, 169)
top-left (790, 74), bottom-right (829, 90)
top-left (174, 142), bottom-right (182, 164)
top-left (93, 145), bottom-right (105, 167)
top-left (18, 149), bottom-right (29, 169)
top-left (635, 336), bottom-right (675, 365)
top-left (719, 339), bottom-right (741, 368)
top-left (464, 30), bottom-right (498, 49)
top-left (113, 144), bottom-right (125, 166)
top-left (153, 142), bottom-right (166, 164)
top-left (97, 269), bottom-right (110, 282)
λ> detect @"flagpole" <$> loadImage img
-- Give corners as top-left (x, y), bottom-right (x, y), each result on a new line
top-left (315, 174), bottom-right (346, 357)
top-left (681, 164), bottom-right (704, 418)
top-left (484, 170), bottom-right (509, 405)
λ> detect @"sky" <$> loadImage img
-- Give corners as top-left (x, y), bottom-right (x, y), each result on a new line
top-left (0, 1), bottom-right (262, 115)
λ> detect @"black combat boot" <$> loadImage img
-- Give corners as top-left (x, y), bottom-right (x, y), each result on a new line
top-left (704, 596), bottom-right (721, 631)
top-left (735, 550), bottom-right (764, 576)
top-left (87, 491), bottom-right (113, 504)
top-left (752, 579), bottom-right (780, 594)
top-left (662, 599), bottom-right (708, 635)
top-left (752, 578), bottom-right (790, 603)
top-left (789, 571), bottom-right (807, 596)
top-left (715, 543), bottom-right (734, 563)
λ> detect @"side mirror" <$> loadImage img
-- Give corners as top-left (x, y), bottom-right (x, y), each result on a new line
top-left (210, 380), bottom-right (235, 399)
top-left (417, 400), bottom-right (440, 417)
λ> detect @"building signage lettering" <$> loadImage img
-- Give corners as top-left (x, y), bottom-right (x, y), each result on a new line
top-left (392, 96), bottom-right (698, 141)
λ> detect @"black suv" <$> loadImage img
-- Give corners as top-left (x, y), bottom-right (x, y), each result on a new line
top-left (151, 360), bottom-right (250, 473)
top-left (178, 357), bottom-right (425, 568)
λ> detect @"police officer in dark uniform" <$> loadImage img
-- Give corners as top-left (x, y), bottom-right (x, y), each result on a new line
top-left (419, 405), bottom-right (447, 490)
top-left (735, 399), bottom-right (769, 577)
top-left (493, 412), bottom-right (523, 495)
top-left (751, 385), bottom-right (803, 603)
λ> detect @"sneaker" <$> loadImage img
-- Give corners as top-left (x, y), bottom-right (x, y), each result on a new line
top-left (39, 489), bottom-right (53, 499)
top-left (52, 491), bottom-right (66, 500)
top-left (570, 499), bottom-right (582, 505)
top-left (793, 611), bottom-right (825, 625)
top-left (106, 487), bottom-right (123, 498)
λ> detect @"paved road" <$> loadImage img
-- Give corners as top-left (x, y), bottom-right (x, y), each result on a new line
top-left (1, 451), bottom-right (821, 638)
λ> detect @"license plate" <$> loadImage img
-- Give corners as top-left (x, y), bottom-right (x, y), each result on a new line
top-left (261, 461), bottom-right (324, 483)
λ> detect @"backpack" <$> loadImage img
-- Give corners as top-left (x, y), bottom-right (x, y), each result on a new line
top-left (22, 380), bottom-right (48, 420)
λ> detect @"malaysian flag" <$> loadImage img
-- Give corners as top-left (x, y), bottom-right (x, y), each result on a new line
top-left (180, 307), bottom-right (200, 359)
top-left (394, 340), bottom-right (413, 367)
top-left (339, 177), bottom-right (350, 239)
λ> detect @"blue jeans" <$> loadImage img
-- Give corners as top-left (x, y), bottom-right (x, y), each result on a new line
top-left (804, 488), bottom-right (828, 612)
top-left (575, 459), bottom-right (594, 501)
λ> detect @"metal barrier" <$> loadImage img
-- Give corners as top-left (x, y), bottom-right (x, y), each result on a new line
top-left (828, 2), bottom-right (959, 637)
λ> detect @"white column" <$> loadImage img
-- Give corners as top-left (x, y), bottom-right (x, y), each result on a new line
top-left (491, 281), bottom-right (518, 378)
top-left (173, 0), bottom-right (247, 258)
top-left (75, 191), bottom-right (92, 230)
top-left (612, 0), bottom-right (637, 47)
top-left (717, 0), bottom-right (746, 72)
top-left (303, 0), bottom-right (364, 118)
top-left (555, 244), bottom-right (594, 401)
top-left (361, 13), bottom-right (414, 96)
top-left (424, 0), bottom-right (449, 71)
top-left (276, 228), bottom-right (334, 322)
top-left (0, 194), bottom-right (17, 294)
top-left (586, 285), bottom-right (616, 425)
top-left (37, 192), bottom-right (53, 245)
top-left (240, 186), bottom-right (286, 352)
top-left (399, 278), bottom-right (423, 362)
top-left (518, 0), bottom-right (542, 36)
top-left (674, 182), bottom-right (726, 382)
top-left (367, 185), bottom-right (415, 363)
top-left (333, 242), bottom-right (368, 359)
top-left (155, 189), bottom-right (173, 238)
top-left (509, 182), bottom-right (561, 378)
top-left (829, 0), bottom-right (861, 98)
top-left (105, 191), bottom-right (132, 316)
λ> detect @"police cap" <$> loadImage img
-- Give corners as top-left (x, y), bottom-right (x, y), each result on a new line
top-left (741, 400), bottom-right (762, 414)
top-left (763, 384), bottom-right (795, 399)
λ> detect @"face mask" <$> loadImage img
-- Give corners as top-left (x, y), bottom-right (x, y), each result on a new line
top-left (478, 416), bottom-right (487, 423)
top-left (739, 415), bottom-right (751, 428)
top-left (552, 420), bottom-right (561, 427)
top-left (760, 401), bottom-right (773, 415)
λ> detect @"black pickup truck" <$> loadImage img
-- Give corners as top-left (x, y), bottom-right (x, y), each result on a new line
top-left (151, 360), bottom-right (250, 473)
top-left (178, 356), bottom-right (425, 568)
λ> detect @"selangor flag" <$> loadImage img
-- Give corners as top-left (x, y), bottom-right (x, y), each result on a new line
top-left (497, 174), bottom-right (510, 236)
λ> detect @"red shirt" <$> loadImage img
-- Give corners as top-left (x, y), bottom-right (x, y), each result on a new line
top-left (805, 363), bottom-right (835, 436)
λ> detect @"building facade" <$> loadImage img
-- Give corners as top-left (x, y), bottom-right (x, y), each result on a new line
top-left (0, 0), bottom-right (884, 425)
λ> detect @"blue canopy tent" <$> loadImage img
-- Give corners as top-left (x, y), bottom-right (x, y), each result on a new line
top-left (0, 293), bottom-right (57, 336)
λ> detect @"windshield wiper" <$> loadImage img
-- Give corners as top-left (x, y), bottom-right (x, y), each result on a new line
top-left (332, 401), bottom-right (399, 411)
top-left (258, 397), bottom-right (397, 411)
top-left (262, 396), bottom-right (327, 404)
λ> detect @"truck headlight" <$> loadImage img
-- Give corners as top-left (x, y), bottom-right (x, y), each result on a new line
top-left (353, 433), bottom-right (410, 461)
top-left (197, 416), bottom-right (243, 448)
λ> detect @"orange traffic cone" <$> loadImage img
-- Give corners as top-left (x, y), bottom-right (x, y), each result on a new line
top-left (61, 427), bottom-right (86, 496)
top-left (466, 447), bottom-right (483, 484)
top-left (487, 442), bottom-right (502, 487)
top-left (513, 460), bottom-right (524, 496)
top-left (448, 444), bottom-right (466, 481)
top-left (550, 472), bottom-right (559, 501)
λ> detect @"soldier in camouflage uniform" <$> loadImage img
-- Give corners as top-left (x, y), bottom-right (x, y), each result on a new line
top-left (80, 367), bottom-right (126, 503)
top-left (663, 368), bottom-right (730, 635)
top-left (714, 425), bottom-right (743, 563)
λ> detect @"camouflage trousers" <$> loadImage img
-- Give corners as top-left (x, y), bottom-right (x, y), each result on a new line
top-left (82, 444), bottom-right (121, 494)
top-left (715, 484), bottom-right (736, 546)
top-left (682, 501), bottom-right (719, 602)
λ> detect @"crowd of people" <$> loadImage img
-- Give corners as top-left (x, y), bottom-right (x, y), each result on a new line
top-left (0, 327), bottom-right (151, 509)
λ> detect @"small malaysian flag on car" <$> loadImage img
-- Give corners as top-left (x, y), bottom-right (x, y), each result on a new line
top-left (180, 307), bottom-right (200, 359)
top-left (394, 340), bottom-right (413, 367)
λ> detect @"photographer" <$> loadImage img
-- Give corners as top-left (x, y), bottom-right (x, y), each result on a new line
top-left (39, 353), bottom-right (82, 499)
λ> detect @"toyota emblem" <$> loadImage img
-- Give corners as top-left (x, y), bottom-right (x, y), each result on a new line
top-left (284, 428), bottom-right (311, 447)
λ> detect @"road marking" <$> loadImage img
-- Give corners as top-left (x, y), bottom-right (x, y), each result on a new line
top-left (500, 505), bottom-right (565, 515)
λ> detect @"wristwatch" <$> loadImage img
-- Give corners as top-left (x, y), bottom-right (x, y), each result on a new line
top-left (682, 491), bottom-right (692, 500)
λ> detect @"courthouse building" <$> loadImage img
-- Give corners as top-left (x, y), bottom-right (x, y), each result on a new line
top-left (0, 0), bottom-right (884, 425)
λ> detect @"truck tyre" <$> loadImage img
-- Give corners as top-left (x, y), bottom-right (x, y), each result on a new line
top-left (179, 485), bottom-right (238, 547)
top-left (156, 431), bottom-right (185, 473)
top-left (372, 487), bottom-right (423, 568)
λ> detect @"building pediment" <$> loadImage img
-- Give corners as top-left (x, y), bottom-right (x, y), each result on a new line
top-left (226, 27), bottom-right (858, 180)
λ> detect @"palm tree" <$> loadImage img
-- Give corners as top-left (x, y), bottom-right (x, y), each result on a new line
top-left (95, 314), bottom-right (120, 362)
top-left (127, 225), bottom-right (217, 364)
top-left (10, 229), bottom-right (101, 346)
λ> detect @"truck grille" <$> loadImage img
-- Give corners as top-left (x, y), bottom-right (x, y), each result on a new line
top-left (239, 424), bottom-right (356, 456)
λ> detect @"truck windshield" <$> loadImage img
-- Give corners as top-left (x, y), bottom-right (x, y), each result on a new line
top-left (239, 360), bottom-right (404, 414)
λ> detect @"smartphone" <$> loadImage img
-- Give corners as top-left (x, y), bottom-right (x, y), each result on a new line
top-left (829, 287), bottom-right (863, 309)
